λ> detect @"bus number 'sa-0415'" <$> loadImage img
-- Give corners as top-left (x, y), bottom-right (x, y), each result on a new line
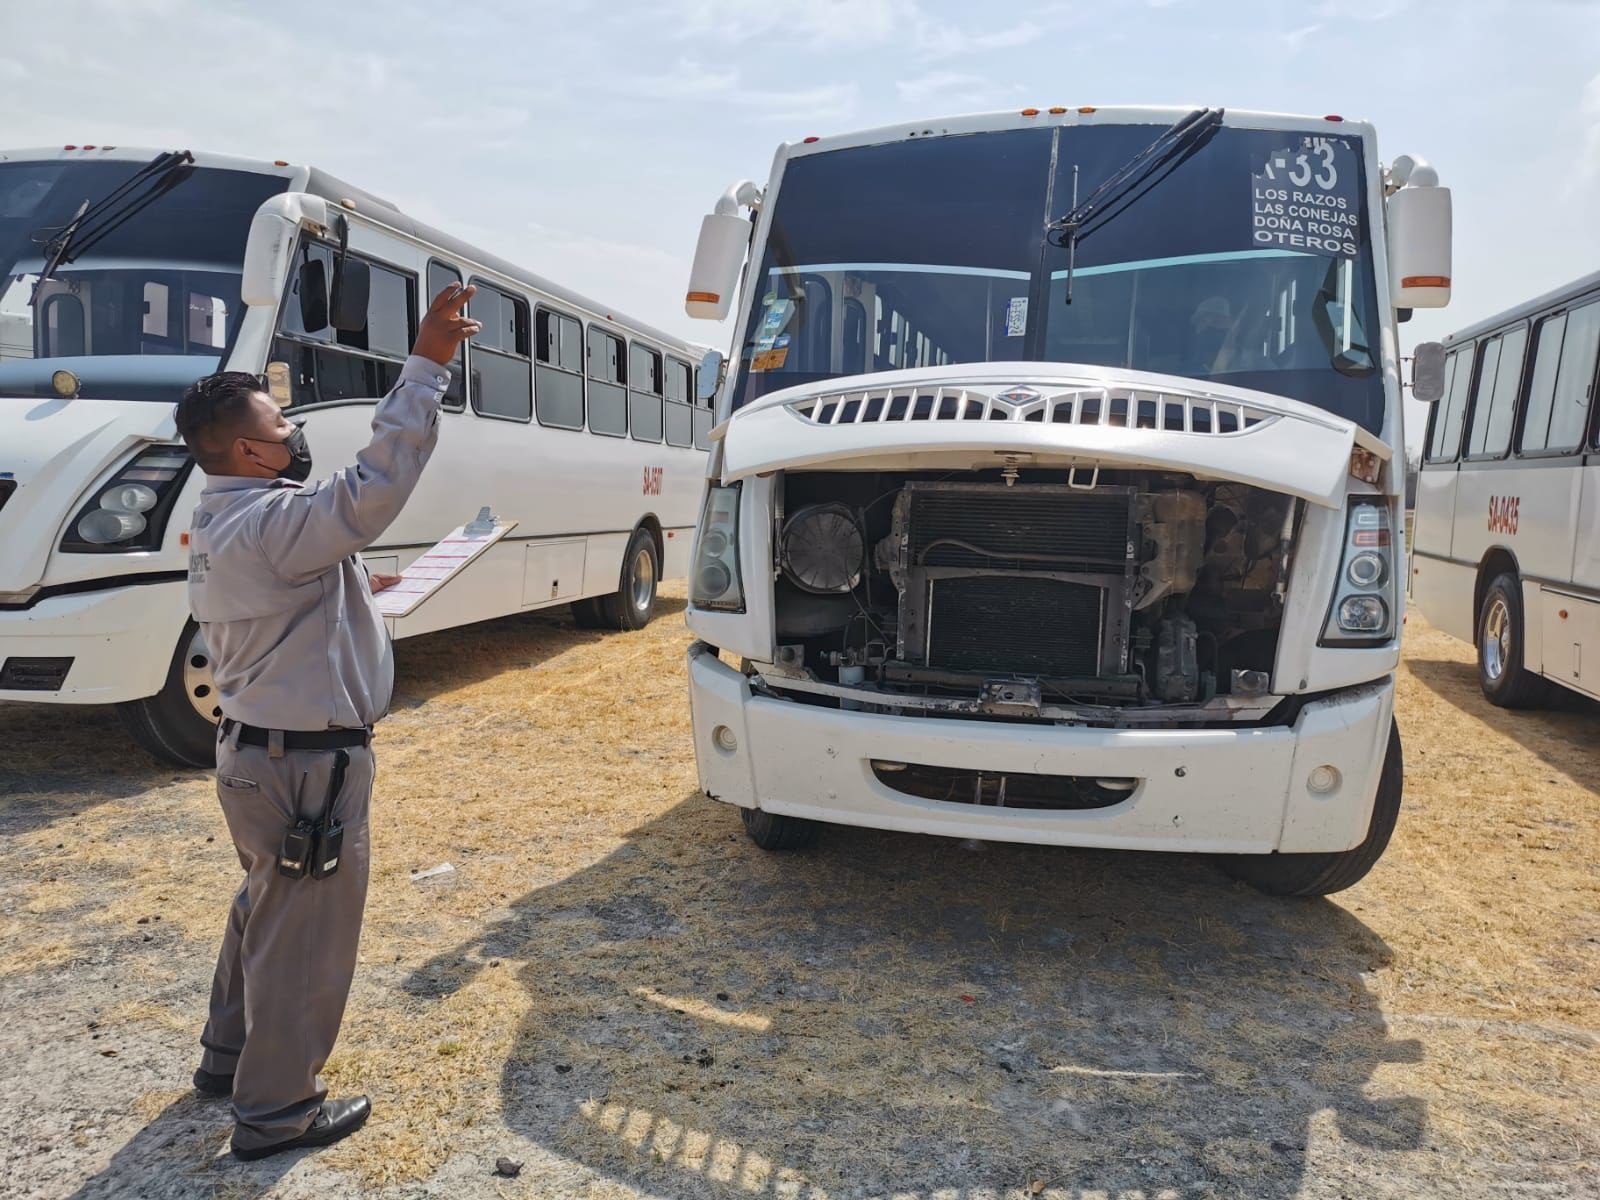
top-left (1488, 494), bottom-right (1520, 536)
top-left (642, 466), bottom-right (664, 496)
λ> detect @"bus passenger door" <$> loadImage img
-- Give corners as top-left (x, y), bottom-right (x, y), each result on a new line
top-left (1410, 346), bottom-right (1472, 637)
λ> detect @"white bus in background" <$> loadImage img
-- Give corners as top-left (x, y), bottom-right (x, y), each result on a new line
top-left (1411, 269), bottom-right (1600, 706)
top-left (679, 106), bottom-right (1453, 896)
top-left (0, 146), bottom-right (714, 766)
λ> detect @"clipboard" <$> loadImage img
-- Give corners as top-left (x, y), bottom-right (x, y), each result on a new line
top-left (373, 508), bottom-right (517, 619)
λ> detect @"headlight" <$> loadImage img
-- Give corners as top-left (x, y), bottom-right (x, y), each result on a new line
top-left (691, 483), bottom-right (745, 611)
top-left (779, 502), bottom-right (864, 594)
top-left (60, 445), bottom-right (194, 553)
top-left (1321, 499), bottom-right (1397, 643)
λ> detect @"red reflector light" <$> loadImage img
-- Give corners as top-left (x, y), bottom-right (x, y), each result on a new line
top-left (1325, 114), bottom-right (1344, 122)
top-left (1353, 530), bottom-right (1390, 547)
top-left (63, 144), bottom-right (76, 150)
top-left (1021, 108), bottom-right (1040, 117)
top-left (802, 136), bottom-right (819, 144)
top-left (1048, 106), bottom-right (1067, 114)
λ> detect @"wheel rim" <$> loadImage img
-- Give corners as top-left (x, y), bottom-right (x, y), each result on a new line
top-left (631, 545), bottom-right (656, 613)
top-left (181, 627), bottom-right (223, 723)
top-left (1481, 595), bottom-right (1511, 682)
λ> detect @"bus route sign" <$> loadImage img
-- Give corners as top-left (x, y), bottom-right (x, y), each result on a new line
top-left (1251, 136), bottom-right (1360, 258)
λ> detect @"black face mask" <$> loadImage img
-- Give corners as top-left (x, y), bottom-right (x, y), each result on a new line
top-left (247, 425), bottom-right (313, 483)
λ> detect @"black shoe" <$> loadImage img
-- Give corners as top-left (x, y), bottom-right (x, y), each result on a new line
top-left (231, 1096), bottom-right (372, 1161)
top-left (193, 1067), bottom-right (233, 1097)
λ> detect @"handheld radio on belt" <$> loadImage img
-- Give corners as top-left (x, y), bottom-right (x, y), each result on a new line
top-left (277, 749), bottom-right (349, 880)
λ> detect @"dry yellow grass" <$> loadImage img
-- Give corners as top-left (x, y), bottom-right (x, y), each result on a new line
top-left (1, 588), bottom-right (1595, 1199)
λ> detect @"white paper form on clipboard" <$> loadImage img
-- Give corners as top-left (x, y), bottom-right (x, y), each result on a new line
top-left (372, 508), bottom-right (517, 619)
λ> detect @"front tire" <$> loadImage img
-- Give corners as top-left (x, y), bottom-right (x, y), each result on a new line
top-left (115, 620), bottom-right (220, 768)
top-left (1214, 719), bottom-right (1403, 897)
top-left (1477, 572), bottom-right (1550, 708)
top-left (741, 807), bottom-right (821, 851)
top-left (569, 528), bottom-right (659, 632)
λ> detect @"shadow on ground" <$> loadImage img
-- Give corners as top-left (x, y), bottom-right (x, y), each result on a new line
top-left (389, 596), bottom-right (688, 705)
top-left (1407, 657), bottom-right (1600, 787)
top-left (0, 702), bottom-right (185, 835)
top-left (61, 1095), bottom-right (294, 1200)
top-left (406, 798), bottom-right (1425, 1199)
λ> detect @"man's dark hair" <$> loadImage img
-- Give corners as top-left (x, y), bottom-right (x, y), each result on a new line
top-left (174, 372), bottom-right (266, 470)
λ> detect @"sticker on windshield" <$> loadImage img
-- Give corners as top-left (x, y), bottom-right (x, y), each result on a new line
top-left (750, 347), bottom-right (788, 372)
top-left (754, 298), bottom-right (794, 351)
top-left (1004, 296), bottom-right (1028, 337)
top-left (1251, 136), bottom-right (1360, 258)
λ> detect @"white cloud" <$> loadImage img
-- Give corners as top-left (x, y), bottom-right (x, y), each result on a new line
top-left (913, 20), bottom-right (1042, 61)
top-left (672, 0), bottom-right (915, 46)
top-left (895, 70), bottom-right (1017, 108)
top-left (1315, 0), bottom-right (1408, 20)
top-left (618, 59), bottom-right (739, 100)
top-left (1280, 23), bottom-right (1325, 52)
top-left (0, 57), bottom-right (28, 81)
top-left (667, 0), bottom-right (1040, 60)
top-left (737, 83), bottom-right (860, 124)
top-left (1578, 72), bottom-right (1600, 184)
top-left (421, 107), bottom-right (531, 135)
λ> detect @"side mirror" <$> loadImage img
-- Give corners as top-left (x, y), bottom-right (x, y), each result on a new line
top-left (697, 349), bottom-right (723, 401)
top-left (685, 214), bottom-right (749, 321)
top-left (1386, 161), bottom-right (1452, 310)
top-left (296, 258), bottom-right (329, 333)
top-left (330, 257), bottom-right (370, 333)
top-left (1411, 341), bottom-right (1446, 403)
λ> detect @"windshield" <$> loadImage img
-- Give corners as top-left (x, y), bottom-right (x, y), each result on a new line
top-left (731, 123), bottom-right (1387, 433)
top-left (0, 161), bottom-right (288, 400)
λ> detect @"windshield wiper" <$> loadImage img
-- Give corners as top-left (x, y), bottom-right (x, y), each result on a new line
top-left (1047, 108), bottom-right (1224, 304)
top-left (31, 150), bottom-right (196, 300)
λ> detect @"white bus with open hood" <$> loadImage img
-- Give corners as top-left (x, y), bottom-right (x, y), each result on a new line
top-left (679, 106), bottom-right (1451, 895)
top-left (0, 146), bottom-right (712, 766)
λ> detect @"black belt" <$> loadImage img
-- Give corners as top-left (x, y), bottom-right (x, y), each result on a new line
top-left (220, 718), bottom-right (371, 750)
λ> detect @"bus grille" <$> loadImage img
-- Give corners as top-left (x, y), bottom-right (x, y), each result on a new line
top-left (788, 383), bottom-right (1276, 435)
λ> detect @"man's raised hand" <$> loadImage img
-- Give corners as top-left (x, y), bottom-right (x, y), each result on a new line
top-left (414, 283), bottom-right (480, 368)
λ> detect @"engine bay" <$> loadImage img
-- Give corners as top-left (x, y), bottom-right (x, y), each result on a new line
top-left (761, 467), bottom-right (1299, 723)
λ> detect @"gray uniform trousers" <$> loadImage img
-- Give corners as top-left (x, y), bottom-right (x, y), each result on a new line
top-left (198, 732), bottom-right (376, 1151)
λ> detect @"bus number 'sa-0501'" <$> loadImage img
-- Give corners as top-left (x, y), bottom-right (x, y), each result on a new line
top-left (642, 466), bottom-right (664, 496)
top-left (1488, 494), bottom-right (1520, 536)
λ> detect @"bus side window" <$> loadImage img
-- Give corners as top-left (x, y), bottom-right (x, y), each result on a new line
top-left (468, 282), bottom-right (531, 421)
top-left (665, 357), bottom-right (693, 448)
top-left (1425, 343), bottom-right (1472, 463)
top-left (692, 365), bottom-right (713, 450)
top-left (1477, 325), bottom-right (1527, 459)
top-left (534, 307), bottom-right (584, 430)
top-left (426, 261), bottom-right (466, 411)
top-left (629, 342), bottom-right (663, 443)
top-left (272, 241), bottom-right (416, 406)
top-left (587, 326), bottom-right (627, 437)
top-left (1465, 331), bottom-right (1523, 464)
top-left (842, 299), bottom-right (867, 376)
top-left (1550, 301), bottom-right (1600, 452)
top-left (43, 294), bottom-right (86, 356)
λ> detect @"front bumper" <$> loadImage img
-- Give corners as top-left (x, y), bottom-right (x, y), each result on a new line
top-left (687, 642), bottom-right (1394, 855)
top-left (0, 581), bottom-right (187, 705)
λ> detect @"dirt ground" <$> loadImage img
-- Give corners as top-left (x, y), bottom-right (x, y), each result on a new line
top-left (1, 588), bottom-right (1595, 1200)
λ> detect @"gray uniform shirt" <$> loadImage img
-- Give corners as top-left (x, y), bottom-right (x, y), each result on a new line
top-left (187, 355), bottom-right (450, 730)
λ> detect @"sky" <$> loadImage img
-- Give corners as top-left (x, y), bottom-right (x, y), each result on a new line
top-left (6, 0), bottom-right (1598, 453)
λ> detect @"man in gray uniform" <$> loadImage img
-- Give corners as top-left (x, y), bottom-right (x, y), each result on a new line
top-left (174, 283), bottom-right (478, 1160)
